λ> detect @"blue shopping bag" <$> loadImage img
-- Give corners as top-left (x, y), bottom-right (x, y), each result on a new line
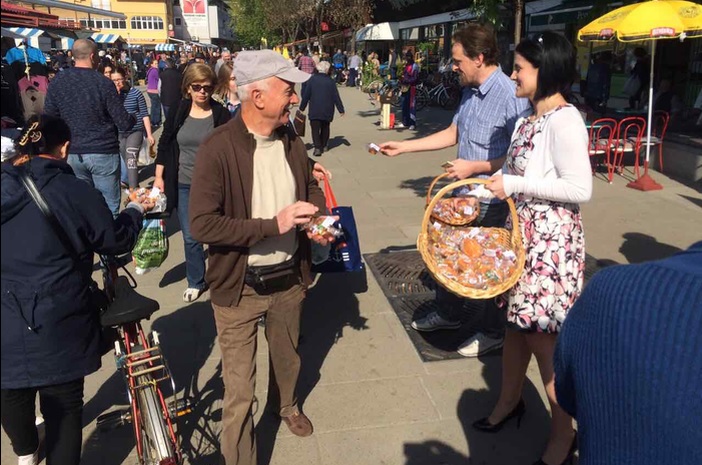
top-left (311, 178), bottom-right (364, 273)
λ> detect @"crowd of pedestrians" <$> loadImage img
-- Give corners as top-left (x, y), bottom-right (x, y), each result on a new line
top-left (1, 24), bottom-right (701, 465)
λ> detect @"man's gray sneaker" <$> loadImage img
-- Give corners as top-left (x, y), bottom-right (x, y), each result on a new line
top-left (411, 311), bottom-right (461, 332)
top-left (457, 332), bottom-right (504, 357)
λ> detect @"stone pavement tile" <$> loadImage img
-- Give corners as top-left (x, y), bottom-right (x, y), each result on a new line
top-left (357, 225), bottom-right (413, 253)
top-left (309, 328), bottom-right (425, 385)
top-left (419, 359), bottom-right (547, 422)
top-left (265, 434), bottom-right (322, 465)
top-left (303, 377), bottom-right (440, 432)
top-left (316, 419), bottom-right (469, 465)
top-left (399, 224), bottom-right (421, 241)
top-left (315, 416), bottom-right (546, 465)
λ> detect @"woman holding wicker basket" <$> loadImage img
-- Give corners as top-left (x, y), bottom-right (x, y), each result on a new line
top-left (479, 33), bottom-right (592, 465)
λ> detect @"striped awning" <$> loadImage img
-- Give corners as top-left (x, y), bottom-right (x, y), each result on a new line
top-left (90, 33), bottom-right (121, 44)
top-left (155, 43), bottom-right (175, 52)
top-left (7, 27), bottom-right (45, 39)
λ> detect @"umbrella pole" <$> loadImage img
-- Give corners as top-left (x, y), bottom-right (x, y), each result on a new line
top-left (627, 40), bottom-right (663, 192)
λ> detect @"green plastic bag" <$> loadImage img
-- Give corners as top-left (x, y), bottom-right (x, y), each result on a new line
top-left (133, 218), bottom-right (168, 275)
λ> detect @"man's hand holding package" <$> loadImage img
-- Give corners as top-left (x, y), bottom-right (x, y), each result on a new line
top-left (277, 201), bottom-right (319, 235)
top-left (304, 215), bottom-right (340, 246)
top-left (378, 141), bottom-right (405, 157)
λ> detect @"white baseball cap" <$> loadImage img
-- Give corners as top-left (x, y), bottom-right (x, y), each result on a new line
top-left (234, 50), bottom-right (311, 86)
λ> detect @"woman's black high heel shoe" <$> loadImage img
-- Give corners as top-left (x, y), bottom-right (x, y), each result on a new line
top-left (532, 432), bottom-right (578, 465)
top-left (472, 399), bottom-right (526, 433)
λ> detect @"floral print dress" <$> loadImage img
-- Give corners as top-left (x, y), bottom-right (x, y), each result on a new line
top-left (504, 106), bottom-right (586, 333)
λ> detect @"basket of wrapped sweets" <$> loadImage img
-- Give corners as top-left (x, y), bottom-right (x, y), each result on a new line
top-left (426, 173), bottom-right (480, 226)
top-left (417, 178), bottom-right (525, 299)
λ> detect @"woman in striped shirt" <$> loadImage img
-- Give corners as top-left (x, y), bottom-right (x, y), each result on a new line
top-left (111, 67), bottom-right (154, 190)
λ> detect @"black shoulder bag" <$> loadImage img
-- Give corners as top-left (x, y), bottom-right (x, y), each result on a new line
top-left (19, 170), bottom-right (110, 313)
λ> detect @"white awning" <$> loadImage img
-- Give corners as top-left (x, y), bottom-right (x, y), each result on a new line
top-left (7, 28), bottom-right (45, 39)
top-left (355, 23), bottom-right (398, 42)
top-left (193, 42), bottom-right (218, 49)
top-left (155, 43), bottom-right (175, 52)
top-left (1, 27), bottom-right (27, 39)
top-left (90, 33), bottom-right (122, 44)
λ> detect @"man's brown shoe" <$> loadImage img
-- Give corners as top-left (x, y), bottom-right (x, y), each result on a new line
top-left (281, 410), bottom-right (313, 437)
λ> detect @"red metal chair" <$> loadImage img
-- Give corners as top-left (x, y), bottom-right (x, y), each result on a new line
top-left (612, 116), bottom-right (646, 179)
top-left (587, 118), bottom-right (618, 183)
top-left (637, 110), bottom-right (670, 172)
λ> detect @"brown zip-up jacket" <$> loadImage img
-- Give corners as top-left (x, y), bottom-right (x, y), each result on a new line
top-left (189, 112), bottom-right (326, 307)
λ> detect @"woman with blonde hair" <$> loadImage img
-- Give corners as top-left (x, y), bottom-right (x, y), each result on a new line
top-left (212, 62), bottom-right (240, 117)
top-left (154, 63), bottom-right (231, 302)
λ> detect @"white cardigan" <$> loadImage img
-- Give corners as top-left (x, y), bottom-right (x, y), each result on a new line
top-left (502, 105), bottom-right (593, 204)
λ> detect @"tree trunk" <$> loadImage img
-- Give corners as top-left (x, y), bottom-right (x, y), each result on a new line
top-left (514, 0), bottom-right (524, 47)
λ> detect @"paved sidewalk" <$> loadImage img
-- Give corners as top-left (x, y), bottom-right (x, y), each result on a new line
top-left (3, 85), bottom-right (701, 465)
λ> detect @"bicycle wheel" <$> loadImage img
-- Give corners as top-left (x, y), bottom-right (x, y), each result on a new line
top-left (415, 86), bottom-right (429, 112)
top-left (366, 79), bottom-right (384, 100)
top-left (138, 384), bottom-right (178, 464)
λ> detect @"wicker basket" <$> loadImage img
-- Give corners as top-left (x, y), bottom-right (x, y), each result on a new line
top-left (426, 173), bottom-right (480, 226)
top-left (418, 177), bottom-right (526, 299)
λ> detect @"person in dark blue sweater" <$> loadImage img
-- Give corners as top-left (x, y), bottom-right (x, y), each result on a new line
top-left (555, 241), bottom-right (702, 465)
top-left (299, 61), bottom-right (345, 157)
top-left (44, 39), bottom-right (135, 216)
top-left (1, 115), bottom-right (152, 465)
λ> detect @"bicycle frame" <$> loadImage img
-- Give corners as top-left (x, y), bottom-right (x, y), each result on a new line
top-left (98, 254), bottom-right (187, 465)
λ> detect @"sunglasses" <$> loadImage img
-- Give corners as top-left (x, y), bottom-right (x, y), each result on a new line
top-left (191, 84), bottom-right (214, 93)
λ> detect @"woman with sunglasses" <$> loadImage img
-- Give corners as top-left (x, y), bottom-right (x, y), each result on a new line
top-left (154, 63), bottom-right (231, 303)
top-left (482, 32), bottom-right (592, 465)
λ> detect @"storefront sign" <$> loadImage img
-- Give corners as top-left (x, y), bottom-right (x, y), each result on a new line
top-left (181, 0), bottom-right (209, 42)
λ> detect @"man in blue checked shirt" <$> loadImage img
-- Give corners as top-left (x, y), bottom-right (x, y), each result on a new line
top-left (380, 23), bottom-right (530, 358)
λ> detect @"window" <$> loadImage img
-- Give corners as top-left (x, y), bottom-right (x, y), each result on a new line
top-left (91, 0), bottom-right (111, 11)
top-left (131, 16), bottom-right (165, 30)
top-left (175, 18), bottom-right (182, 26)
top-left (400, 28), bottom-right (419, 41)
top-left (80, 17), bottom-right (125, 29)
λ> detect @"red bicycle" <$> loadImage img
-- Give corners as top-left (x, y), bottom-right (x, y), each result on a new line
top-left (96, 214), bottom-right (190, 464)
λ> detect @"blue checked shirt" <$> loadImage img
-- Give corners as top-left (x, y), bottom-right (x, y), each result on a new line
top-left (453, 67), bottom-right (531, 176)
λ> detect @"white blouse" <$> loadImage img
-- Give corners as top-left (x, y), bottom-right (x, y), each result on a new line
top-left (502, 105), bottom-right (593, 204)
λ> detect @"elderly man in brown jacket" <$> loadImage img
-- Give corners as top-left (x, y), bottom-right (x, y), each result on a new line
top-left (189, 50), bottom-right (329, 465)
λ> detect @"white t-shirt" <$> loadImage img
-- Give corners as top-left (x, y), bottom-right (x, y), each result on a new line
top-left (247, 132), bottom-right (298, 266)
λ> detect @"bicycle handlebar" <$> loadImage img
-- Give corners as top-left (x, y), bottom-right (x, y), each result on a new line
top-left (145, 211), bottom-right (170, 220)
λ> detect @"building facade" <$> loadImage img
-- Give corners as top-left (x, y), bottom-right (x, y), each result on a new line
top-left (16, 0), bottom-right (171, 48)
top-left (172, 0), bottom-right (234, 46)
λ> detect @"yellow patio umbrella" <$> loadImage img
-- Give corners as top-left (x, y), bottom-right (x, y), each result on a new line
top-left (282, 47), bottom-right (290, 59)
top-left (578, 0), bottom-right (702, 191)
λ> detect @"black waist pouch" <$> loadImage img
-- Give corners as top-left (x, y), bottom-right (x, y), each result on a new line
top-left (245, 257), bottom-right (300, 295)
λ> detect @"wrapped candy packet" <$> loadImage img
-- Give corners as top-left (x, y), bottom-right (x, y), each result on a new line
top-left (302, 216), bottom-right (343, 240)
top-left (127, 187), bottom-right (167, 213)
top-left (429, 225), bottom-right (517, 290)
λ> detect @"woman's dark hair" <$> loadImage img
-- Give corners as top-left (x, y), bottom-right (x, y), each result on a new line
top-left (405, 51), bottom-right (414, 65)
top-left (111, 66), bottom-right (131, 91)
top-left (452, 23), bottom-right (499, 66)
top-left (15, 115), bottom-right (71, 157)
top-left (515, 32), bottom-right (576, 102)
top-left (97, 62), bottom-right (113, 75)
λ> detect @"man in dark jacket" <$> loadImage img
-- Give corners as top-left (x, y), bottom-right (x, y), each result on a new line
top-left (300, 60), bottom-right (345, 156)
top-left (158, 59), bottom-right (182, 120)
top-left (44, 39), bottom-right (135, 216)
top-left (189, 50), bottom-right (328, 465)
top-left (1, 115), bottom-right (151, 464)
